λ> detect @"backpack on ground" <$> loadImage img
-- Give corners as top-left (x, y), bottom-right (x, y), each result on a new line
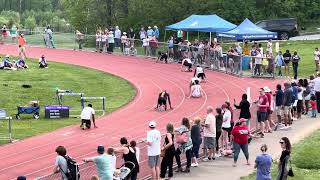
top-left (63, 155), bottom-right (80, 180)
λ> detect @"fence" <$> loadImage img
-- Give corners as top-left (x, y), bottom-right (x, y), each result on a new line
top-left (0, 109), bottom-right (13, 143)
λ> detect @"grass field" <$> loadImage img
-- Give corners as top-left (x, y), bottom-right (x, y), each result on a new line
top-left (241, 130), bottom-right (320, 180)
top-left (0, 57), bottom-right (135, 144)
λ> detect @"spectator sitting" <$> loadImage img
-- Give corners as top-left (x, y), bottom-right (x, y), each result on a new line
top-left (39, 55), bottom-right (48, 68)
top-left (129, 45), bottom-right (137, 56)
top-left (14, 58), bottom-right (28, 69)
top-left (0, 55), bottom-right (16, 70)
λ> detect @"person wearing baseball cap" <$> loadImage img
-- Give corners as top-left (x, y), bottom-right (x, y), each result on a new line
top-left (231, 118), bottom-right (250, 167)
top-left (147, 26), bottom-right (154, 38)
top-left (146, 120), bottom-right (161, 180)
top-left (83, 145), bottom-right (113, 180)
top-left (1, 55), bottom-right (13, 69)
top-left (154, 25), bottom-right (159, 40)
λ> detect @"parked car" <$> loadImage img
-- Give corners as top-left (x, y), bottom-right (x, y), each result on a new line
top-left (256, 18), bottom-right (299, 40)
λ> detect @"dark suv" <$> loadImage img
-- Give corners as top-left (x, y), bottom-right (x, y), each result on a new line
top-left (256, 18), bottom-right (299, 40)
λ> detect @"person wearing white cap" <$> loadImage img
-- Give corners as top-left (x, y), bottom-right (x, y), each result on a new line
top-left (146, 120), bottom-right (161, 180)
top-left (114, 26), bottom-right (121, 48)
top-left (121, 32), bottom-right (128, 54)
top-left (263, 86), bottom-right (276, 133)
top-left (154, 26), bottom-right (159, 40)
top-left (107, 31), bottom-right (114, 53)
top-left (0, 55), bottom-right (14, 69)
top-left (147, 26), bottom-right (154, 37)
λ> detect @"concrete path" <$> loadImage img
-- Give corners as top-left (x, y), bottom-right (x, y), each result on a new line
top-left (174, 116), bottom-right (320, 180)
top-left (290, 33), bottom-right (320, 40)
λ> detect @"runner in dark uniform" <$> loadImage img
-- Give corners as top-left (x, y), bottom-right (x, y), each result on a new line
top-left (156, 90), bottom-right (172, 111)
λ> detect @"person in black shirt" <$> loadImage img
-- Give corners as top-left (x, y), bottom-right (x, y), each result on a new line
top-left (282, 83), bottom-right (293, 129)
top-left (156, 90), bottom-right (172, 111)
top-left (234, 94), bottom-right (251, 129)
top-left (274, 84), bottom-right (284, 131)
top-left (191, 117), bottom-right (202, 167)
top-left (291, 51), bottom-right (300, 80)
top-left (283, 50), bottom-right (291, 77)
top-left (215, 108), bottom-right (223, 154)
top-left (277, 137), bottom-right (291, 180)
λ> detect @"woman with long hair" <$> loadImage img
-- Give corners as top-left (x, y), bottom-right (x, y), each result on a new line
top-left (277, 137), bottom-right (291, 180)
top-left (191, 117), bottom-right (202, 167)
top-left (175, 118), bottom-right (193, 173)
top-left (160, 123), bottom-right (175, 180)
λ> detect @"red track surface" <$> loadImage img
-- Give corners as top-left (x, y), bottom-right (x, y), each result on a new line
top-left (0, 45), bottom-right (282, 179)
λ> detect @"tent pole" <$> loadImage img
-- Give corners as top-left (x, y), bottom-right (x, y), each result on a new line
top-left (164, 30), bottom-right (167, 43)
top-left (209, 32), bottom-right (212, 44)
top-left (198, 32), bottom-right (200, 40)
top-left (187, 32), bottom-right (189, 41)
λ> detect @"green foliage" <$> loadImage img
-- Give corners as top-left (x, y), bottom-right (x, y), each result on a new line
top-left (24, 16), bottom-right (36, 30)
top-left (0, 10), bottom-right (20, 26)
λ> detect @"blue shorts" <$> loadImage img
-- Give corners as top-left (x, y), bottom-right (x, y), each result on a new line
top-left (257, 111), bottom-right (267, 122)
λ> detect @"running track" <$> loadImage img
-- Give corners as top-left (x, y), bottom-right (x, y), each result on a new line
top-left (0, 45), bottom-right (283, 179)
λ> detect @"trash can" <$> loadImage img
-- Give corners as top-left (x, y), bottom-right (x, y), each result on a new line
top-left (242, 56), bottom-right (250, 70)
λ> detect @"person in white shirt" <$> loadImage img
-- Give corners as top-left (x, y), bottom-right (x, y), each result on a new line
top-left (314, 47), bottom-right (320, 72)
top-left (114, 26), bottom-right (121, 48)
top-left (146, 121), bottom-right (161, 180)
top-left (194, 65), bottom-right (206, 81)
top-left (189, 79), bottom-right (202, 98)
top-left (143, 36), bottom-right (150, 56)
top-left (95, 30), bottom-right (102, 52)
top-left (181, 58), bottom-right (192, 72)
top-left (201, 106), bottom-right (216, 161)
top-left (314, 73), bottom-right (320, 113)
top-left (254, 49), bottom-right (263, 76)
top-left (80, 104), bottom-right (97, 129)
top-left (221, 104), bottom-right (231, 151)
top-left (267, 39), bottom-right (272, 53)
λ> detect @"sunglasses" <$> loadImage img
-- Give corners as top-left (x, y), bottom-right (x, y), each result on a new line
top-left (279, 141), bottom-right (285, 144)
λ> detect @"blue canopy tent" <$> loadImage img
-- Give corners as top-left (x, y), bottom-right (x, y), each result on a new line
top-left (217, 18), bottom-right (277, 40)
top-left (166, 14), bottom-right (236, 32)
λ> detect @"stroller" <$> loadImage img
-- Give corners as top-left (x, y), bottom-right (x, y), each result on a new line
top-left (114, 161), bottom-right (135, 180)
top-left (16, 101), bottom-right (40, 120)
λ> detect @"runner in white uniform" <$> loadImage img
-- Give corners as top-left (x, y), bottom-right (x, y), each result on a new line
top-left (181, 58), bottom-right (193, 72)
top-left (194, 65), bottom-right (206, 80)
top-left (189, 79), bottom-right (202, 98)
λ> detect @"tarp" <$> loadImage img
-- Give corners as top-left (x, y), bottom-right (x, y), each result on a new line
top-left (166, 14), bottom-right (237, 32)
top-left (217, 18), bottom-right (277, 40)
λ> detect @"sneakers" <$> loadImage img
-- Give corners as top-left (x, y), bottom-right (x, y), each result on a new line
top-left (191, 163), bottom-right (199, 167)
top-left (202, 157), bottom-right (209, 162)
top-left (215, 153), bottom-right (221, 157)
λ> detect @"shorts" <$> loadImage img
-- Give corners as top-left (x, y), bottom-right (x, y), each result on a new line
top-left (257, 111), bottom-right (267, 122)
top-left (284, 60), bottom-right (290, 65)
top-left (203, 137), bottom-right (215, 149)
top-left (183, 61), bottom-right (192, 68)
top-left (222, 127), bottom-right (231, 134)
top-left (148, 155), bottom-right (160, 168)
top-left (82, 119), bottom-right (91, 129)
top-left (283, 106), bottom-right (291, 115)
top-left (157, 97), bottom-right (166, 106)
top-left (19, 46), bottom-right (25, 53)
top-left (275, 106), bottom-right (282, 116)
top-left (197, 73), bottom-right (206, 79)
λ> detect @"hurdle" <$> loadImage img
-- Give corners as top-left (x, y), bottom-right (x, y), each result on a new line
top-left (56, 89), bottom-right (84, 106)
top-left (81, 97), bottom-right (106, 115)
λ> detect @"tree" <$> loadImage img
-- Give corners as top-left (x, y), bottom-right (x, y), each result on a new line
top-left (24, 16), bottom-right (36, 30)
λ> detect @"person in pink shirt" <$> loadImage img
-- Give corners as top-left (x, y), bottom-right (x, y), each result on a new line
top-left (255, 88), bottom-right (269, 138)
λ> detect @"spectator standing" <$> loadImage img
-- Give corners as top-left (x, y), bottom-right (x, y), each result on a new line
top-left (18, 34), bottom-right (27, 59)
top-left (146, 121), bottom-right (161, 180)
top-left (114, 26), bottom-right (121, 48)
top-left (53, 146), bottom-right (68, 180)
top-left (11, 24), bottom-right (18, 43)
top-left (1, 24), bottom-right (7, 44)
top-left (139, 27), bottom-right (146, 40)
top-left (83, 145), bottom-right (113, 180)
top-left (221, 104), bottom-right (231, 150)
top-left (267, 39), bottom-right (272, 53)
top-left (254, 49), bottom-right (263, 76)
top-left (275, 51), bottom-right (284, 77)
top-left (314, 47), bottom-right (320, 72)
top-left (264, 86), bottom-right (276, 132)
top-left (154, 26), bottom-right (159, 40)
top-left (147, 26), bottom-right (154, 38)
top-left (215, 108), bottom-right (223, 157)
top-left (107, 31), bottom-right (114, 53)
top-left (231, 118), bottom-right (250, 167)
top-left (128, 28), bottom-right (135, 46)
top-left (160, 123), bottom-right (175, 179)
top-left (95, 30), bottom-right (102, 52)
top-left (255, 144), bottom-right (272, 180)
top-left (256, 88), bottom-right (269, 137)
top-left (283, 50), bottom-right (291, 77)
top-left (314, 73), bottom-right (320, 113)
top-left (250, 46), bottom-right (257, 73)
top-left (202, 106), bottom-right (216, 161)
top-left (274, 84), bottom-right (284, 130)
top-left (234, 94), bottom-right (251, 129)
top-left (76, 30), bottom-right (84, 50)
top-left (276, 137), bottom-right (292, 180)
top-left (303, 79), bottom-right (311, 115)
top-left (121, 32), bottom-right (128, 54)
top-left (143, 36), bottom-right (150, 56)
top-left (291, 51), bottom-right (301, 80)
top-left (281, 83), bottom-right (293, 130)
top-left (191, 117), bottom-right (202, 167)
top-left (149, 36), bottom-right (158, 57)
top-left (114, 137), bottom-right (140, 180)
top-left (175, 118), bottom-right (193, 173)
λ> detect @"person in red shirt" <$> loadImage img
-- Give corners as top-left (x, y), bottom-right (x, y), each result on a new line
top-left (256, 88), bottom-right (269, 138)
top-left (263, 87), bottom-right (276, 132)
top-left (231, 118), bottom-right (250, 167)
